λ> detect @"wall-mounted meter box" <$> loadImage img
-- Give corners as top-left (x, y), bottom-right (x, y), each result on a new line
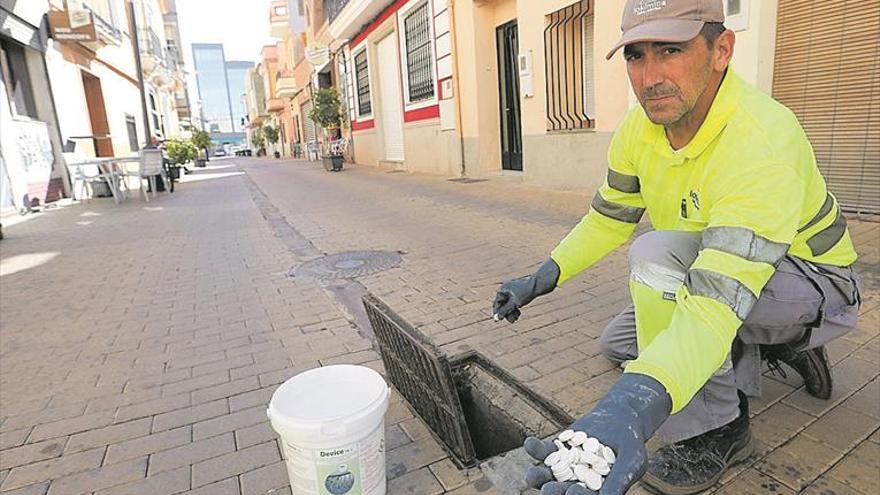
top-left (518, 51), bottom-right (534, 98)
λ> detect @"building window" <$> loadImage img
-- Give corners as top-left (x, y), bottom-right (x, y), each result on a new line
top-left (544, 0), bottom-right (594, 131)
top-left (149, 93), bottom-right (161, 137)
top-left (354, 49), bottom-right (371, 116)
top-left (403, 2), bottom-right (435, 103)
top-left (125, 114), bottom-right (139, 152)
top-left (0, 39), bottom-right (38, 119)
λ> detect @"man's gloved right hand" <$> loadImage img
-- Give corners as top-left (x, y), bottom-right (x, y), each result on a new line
top-left (492, 258), bottom-right (561, 323)
top-left (521, 373), bottom-right (672, 495)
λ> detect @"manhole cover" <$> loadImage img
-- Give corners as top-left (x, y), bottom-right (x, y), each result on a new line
top-left (290, 250), bottom-right (403, 280)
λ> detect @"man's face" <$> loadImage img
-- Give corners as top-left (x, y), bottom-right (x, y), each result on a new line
top-left (624, 37), bottom-right (714, 126)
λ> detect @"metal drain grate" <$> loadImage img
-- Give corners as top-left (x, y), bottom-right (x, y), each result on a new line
top-left (363, 293), bottom-right (477, 464)
top-left (289, 250), bottom-right (404, 280)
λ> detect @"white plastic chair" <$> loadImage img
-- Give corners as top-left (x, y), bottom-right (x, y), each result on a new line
top-left (64, 154), bottom-right (121, 204)
top-left (329, 138), bottom-right (348, 157)
top-left (137, 150), bottom-right (166, 201)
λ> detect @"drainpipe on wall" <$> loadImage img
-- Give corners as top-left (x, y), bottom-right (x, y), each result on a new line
top-left (448, 0), bottom-right (466, 177)
top-left (128, 0), bottom-right (152, 147)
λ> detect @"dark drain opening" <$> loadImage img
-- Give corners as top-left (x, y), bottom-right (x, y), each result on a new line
top-left (452, 352), bottom-right (570, 462)
top-left (363, 294), bottom-right (572, 468)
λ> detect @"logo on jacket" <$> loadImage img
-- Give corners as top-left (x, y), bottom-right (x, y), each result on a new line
top-left (690, 190), bottom-right (701, 211)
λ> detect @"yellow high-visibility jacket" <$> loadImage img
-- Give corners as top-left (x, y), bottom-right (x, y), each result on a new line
top-left (550, 69), bottom-right (858, 413)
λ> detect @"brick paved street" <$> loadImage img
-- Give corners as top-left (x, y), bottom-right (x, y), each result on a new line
top-left (1, 158), bottom-right (877, 494)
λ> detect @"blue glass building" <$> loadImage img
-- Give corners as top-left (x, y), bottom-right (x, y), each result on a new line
top-left (191, 44), bottom-right (253, 149)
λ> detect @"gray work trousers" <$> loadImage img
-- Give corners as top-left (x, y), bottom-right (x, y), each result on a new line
top-left (600, 231), bottom-right (861, 443)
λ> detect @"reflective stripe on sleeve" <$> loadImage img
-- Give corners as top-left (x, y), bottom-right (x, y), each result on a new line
top-left (591, 192), bottom-right (645, 224)
top-left (798, 193), bottom-right (834, 234)
top-left (607, 169), bottom-right (641, 193)
top-left (807, 209), bottom-right (848, 256)
top-left (685, 268), bottom-right (757, 321)
top-left (701, 226), bottom-right (790, 266)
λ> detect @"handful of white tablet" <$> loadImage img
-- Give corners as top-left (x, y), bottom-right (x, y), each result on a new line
top-left (543, 429), bottom-right (616, 491)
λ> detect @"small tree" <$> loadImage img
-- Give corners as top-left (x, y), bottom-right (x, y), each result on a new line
top-left (262, 125), bottom-right (280, 157)
top-left (252, 127), bottom-right (265, 154)
top-left (191, 129), bottom-right (212, 161)
top-left (164, 138), bottom-right (198, 167)
top-left (309, 88), bottom-right (342, 130)
top-left (263, 125), bottom-right (279, 147)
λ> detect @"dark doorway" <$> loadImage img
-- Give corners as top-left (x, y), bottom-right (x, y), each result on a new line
top-left (496, 21), bottom-right (522, 171)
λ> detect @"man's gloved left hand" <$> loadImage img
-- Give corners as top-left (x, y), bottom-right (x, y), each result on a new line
top-left (522, 373), bottom-right (672, 495)
top-left (493, 258), bottom-right (561, 323)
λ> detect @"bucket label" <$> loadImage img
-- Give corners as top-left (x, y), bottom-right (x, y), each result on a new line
top-left (281, 423), bottom-right (386, 495)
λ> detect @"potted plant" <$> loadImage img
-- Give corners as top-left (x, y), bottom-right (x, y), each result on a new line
top-left (164, 138), bottom-right (197, 183)
top-left (309, 88), bottom-right (344, 171)
top-left (191, 129), bottom-right (211, 167)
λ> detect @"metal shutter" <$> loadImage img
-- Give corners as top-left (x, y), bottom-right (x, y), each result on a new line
top-left (302, 100), bottom-right (316, 143)
top-left (772, 1), bottom-right (880, 215)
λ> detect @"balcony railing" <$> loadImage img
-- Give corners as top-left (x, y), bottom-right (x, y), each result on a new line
top-left (82, 4), bottom-right (122, 47)
top-left (139, 28), bottom-right (167, 73)
top-left (323, 0), bottom-right (351, 24)
top-left (275, 71), bottom-right (297, 98)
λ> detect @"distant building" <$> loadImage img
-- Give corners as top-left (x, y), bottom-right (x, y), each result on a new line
top-left (225, 61), bottom-right (252, 133)
top-left (191, 43), bottom-right (252, 151)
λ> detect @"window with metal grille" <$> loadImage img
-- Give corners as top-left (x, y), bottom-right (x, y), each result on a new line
top-left (355, 49), bottom-right (371, 116)
top-left (403, 2), bottom-right (434, 103)
top-left (544, 0), bottom-right (595, 131)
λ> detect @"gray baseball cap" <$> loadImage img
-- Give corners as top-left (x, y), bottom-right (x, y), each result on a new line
top-left (606, 0), bottom-right (725, 59)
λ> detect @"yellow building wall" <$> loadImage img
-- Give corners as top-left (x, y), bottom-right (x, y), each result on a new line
top-left (351, 129), bottom-right (381, 168)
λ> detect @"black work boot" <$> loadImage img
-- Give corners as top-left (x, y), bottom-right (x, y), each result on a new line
top-left (641, 391), bottom-right (752, 495)
top-left (763, 344), bottom-right (833, 400)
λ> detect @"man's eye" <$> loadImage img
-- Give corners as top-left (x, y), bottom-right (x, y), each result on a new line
top-left (625, 53), bottom-right (642, 61)
top-left (663, 47), bottom-right (681, 55)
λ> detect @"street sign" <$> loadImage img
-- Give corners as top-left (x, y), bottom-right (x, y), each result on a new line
top-left (306, 42), bottom-right (330, 67)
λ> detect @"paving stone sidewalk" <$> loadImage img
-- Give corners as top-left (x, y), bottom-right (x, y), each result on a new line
top-left (0, 157), bottom-right (876, 495)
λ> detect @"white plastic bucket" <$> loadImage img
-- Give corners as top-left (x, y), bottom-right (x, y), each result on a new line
top-left (268, 365), bottom-right (391, 495)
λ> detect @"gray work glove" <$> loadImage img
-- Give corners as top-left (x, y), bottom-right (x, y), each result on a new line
top-left (522, 373), bottom-right (672, 495)
top-left (492, 258), bottom-right (561, 323)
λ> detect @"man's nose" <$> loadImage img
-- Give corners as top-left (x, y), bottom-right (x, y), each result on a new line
top-left (641, 57), bottom-right (666, 90)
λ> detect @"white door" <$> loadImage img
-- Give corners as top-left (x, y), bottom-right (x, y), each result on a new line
top-left (377, 35), bottom-right (405, 162)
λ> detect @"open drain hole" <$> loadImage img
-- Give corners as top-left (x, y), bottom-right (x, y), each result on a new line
top-left (452, 352), bottom-right (572, 462)
top-left (363, 294), bottom-right (572, 467)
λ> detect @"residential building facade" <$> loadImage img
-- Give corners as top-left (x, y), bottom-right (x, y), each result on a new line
top-left (250, 0), bottom-right (879, 215)
top-left (159, 0), bottom-right (191, 130)
top-left (0, 0), bottom-right (67, 213)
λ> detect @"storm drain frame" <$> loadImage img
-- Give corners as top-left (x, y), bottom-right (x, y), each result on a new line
top-left (363, 293), bottom-right (572, 467)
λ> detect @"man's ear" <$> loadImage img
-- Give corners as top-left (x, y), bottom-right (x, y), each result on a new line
top-left (713, 29), bottom-right (735, 72)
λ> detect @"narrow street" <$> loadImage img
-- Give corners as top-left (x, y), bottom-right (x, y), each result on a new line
top-left (1, 158), bottom-right (877, 494)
